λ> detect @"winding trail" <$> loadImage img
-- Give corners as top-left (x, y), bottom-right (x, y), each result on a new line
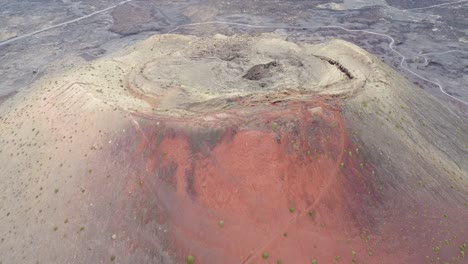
top-left (421, 50), bottom-right (468, 56)
top-left (404, 49), bottom-right (468, 67)
top-left (405, 0), bottom-right (468, 11)
top-left (0, 0), bottom-right (466, 107)
top-left (241, 109), bottom-right (348, 263)
top-left (167, 21), bottom-right (468, 106)
top-left (0, 0), bottom-right (133, 47)
top-left (0, 1), bottom-right (466, 262)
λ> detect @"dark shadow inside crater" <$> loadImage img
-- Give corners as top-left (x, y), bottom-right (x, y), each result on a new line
top-left (242, 61), bottom-right (281, 80)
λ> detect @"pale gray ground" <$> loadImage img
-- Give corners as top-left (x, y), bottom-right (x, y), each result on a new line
top-left (1, 1), bottom-right (468, 264)
top-left (0, 0), bottom-right (467, 114)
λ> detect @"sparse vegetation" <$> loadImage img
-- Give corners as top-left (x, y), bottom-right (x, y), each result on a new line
top-left (272, 122), bottom-right (278, 130)
top-left (0, 24), bottom-right (466, 264)
top-left (460, 244), bottom-right (466, 258)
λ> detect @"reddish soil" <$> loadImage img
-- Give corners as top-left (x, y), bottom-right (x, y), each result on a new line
top-left (109, 98), bottom-right (367, 263)
top-left (102, 97), bottom-right (466, 263)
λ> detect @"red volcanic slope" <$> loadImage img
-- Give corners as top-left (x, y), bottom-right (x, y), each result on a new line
top-left (92, 97), bottom-right (397, 264)
top-left (2, 35), bottom-right (466, 264)
top-left (63, 91), bottom-right (468, 264)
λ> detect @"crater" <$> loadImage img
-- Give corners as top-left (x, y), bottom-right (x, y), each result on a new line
top-left (67, 34), bottom-right (363, 118)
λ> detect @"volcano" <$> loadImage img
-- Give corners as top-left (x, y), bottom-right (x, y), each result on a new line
top-left (0, 34), bottom-right (467, 264)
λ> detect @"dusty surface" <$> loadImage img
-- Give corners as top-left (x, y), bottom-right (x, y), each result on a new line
top-left (1, 0), bottom-right (468, 113)
top-left (33, 34), bottom-right (362, 118)
top-left (0, 33), bottom-right (467, 264)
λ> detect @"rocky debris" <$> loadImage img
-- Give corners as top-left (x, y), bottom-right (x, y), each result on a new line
top-left (242, 61), bottom-right (281, 80)
top-left (1, 33), bottom-right (467, 264)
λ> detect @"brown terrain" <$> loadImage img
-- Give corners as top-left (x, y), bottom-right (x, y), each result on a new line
top-left (0, 33), bottom-right (467, 264)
